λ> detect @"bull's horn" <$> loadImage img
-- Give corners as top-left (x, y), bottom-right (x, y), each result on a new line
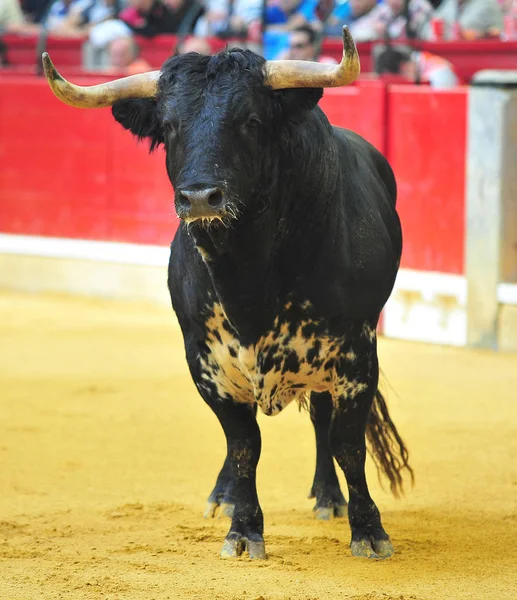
top-left (42, 52), bottom-right (160, 108)
top-left (264, 26), bottom-right (360, 90)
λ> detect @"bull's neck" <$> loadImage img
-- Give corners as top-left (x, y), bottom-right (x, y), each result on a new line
top-left (190, 119), bottom-right (341, 340)
top-left (189, 185), bottom-right (341, 342)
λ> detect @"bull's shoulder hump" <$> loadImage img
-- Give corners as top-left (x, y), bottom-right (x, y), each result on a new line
top-left (331, 126), bottom-right (397, 207)
top-left (331, 126), bottom-right (379, 158)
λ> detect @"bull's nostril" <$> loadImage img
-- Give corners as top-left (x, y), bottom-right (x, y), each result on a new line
top-left (177, 187), bottom-right (223, 214)
top-left (207, 190), bottom-right (223, 207)
top-left (178, 193), bottom-right (191, 209)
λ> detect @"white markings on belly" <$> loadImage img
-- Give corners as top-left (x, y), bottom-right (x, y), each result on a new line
top-left (198, 302), bottom-right (372, 416)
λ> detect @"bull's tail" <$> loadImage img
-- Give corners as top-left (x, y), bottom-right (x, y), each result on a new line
top-left (366, 385), bottom-right (414, 497)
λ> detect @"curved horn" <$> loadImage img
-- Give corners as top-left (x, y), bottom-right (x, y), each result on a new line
top-left (42, 52), bottom-right (160, 109)
top-left (264, 26), bottom-right (360, 90)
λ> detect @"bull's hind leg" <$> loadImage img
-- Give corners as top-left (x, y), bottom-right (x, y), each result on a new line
top-left (202, 397), bottom-right (266, 559)
top-left (331, 331), bottom-right (394, 559)
top-left (308, 392), bottom-right (347, 520)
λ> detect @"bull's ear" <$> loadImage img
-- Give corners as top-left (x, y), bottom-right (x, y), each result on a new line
top-left (275, 88), bottom-right (324, 121)
top-left (112, 99), bottom-right (164, 151)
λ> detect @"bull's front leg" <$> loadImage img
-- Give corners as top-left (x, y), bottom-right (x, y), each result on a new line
top-left (204, 403), bottom-right (259, 520)
top-left (201, 394), bottom-right (266, 560)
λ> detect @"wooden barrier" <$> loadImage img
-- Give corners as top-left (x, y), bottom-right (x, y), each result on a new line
top-left (0, 77), bottom-right (404, 247)
top-left (4, 73), bottom-right (502, 346)
top-left (0, 74), bottom-right (468, 265)
top-left (386, 85), bottom-right (467, 275)
top-left (0, 75), bottom-right (176, 245)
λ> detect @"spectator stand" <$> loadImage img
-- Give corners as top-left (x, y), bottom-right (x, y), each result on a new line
top-left (2, 32), bottom-right (516, 82)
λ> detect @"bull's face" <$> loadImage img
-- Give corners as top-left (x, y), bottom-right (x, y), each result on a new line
top-left (112, 52), bottom-right (326, 225)
top-left (41, 28), bottom-right (359, 227)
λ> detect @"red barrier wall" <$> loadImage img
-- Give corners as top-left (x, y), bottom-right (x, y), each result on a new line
top-left (386, 86), bottom-right (467, 274)
top-left (0, 77), bottom-right (388, 245)
top-left (320, 81), bottom-right (387, 153)
top-left (0, 76), bottom-right (177, 245)
top-left (0, 76), bottom-right (468, 275)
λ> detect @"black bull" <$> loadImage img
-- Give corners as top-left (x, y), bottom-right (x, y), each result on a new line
top-left (46, 47), bottom-right (413, 560)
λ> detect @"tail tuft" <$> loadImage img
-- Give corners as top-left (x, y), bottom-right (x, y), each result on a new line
top-left (366, 387), bottom-right (414, 497)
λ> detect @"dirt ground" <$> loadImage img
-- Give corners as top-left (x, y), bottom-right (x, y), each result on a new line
top-left (1, 291), bottom-right (516, 600)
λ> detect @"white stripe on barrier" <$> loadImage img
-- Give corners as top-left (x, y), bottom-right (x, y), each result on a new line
top-left (498, 283), bottom-right (517, 307)
top-left (0, 234), bottom-right (170, 267)
top-left (385, 269), bottom-right (517, 347)
top-left (392, 269), bottom-right (467, 304)
top-left (0, 234), bottom-right (516, 306)
top-left (392, 268), bottom-right (517, 307)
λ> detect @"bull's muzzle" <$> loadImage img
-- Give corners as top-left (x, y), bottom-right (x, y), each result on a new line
top-left (175, 186), bottom-right (226, 221)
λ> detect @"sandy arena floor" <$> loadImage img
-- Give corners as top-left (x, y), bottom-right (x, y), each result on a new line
top-left (1, 291), bottom-right (516, 600)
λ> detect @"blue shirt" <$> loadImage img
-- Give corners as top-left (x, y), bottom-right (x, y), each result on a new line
top-left (265, 0), bottom-right (320, 25)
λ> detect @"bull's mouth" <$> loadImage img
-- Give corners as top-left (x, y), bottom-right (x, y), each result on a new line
top-left (176, 201), bottom-right (240, 228)
top-left (175, 206), bottom-right (225, 222)
top-left (182, 214), bottom-right (226, 226)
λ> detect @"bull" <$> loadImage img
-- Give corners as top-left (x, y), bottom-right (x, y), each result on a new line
top-left (42, 28), bottom-right (413, 561)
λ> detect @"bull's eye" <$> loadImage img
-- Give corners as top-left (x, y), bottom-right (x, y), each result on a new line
top-left (244, 114), bottom-right (261, 130)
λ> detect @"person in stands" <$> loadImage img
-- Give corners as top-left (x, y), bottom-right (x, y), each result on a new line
top-left (119, 0), bottom-right (189, 37)
top-left (265, 0), bottom-right (321, 32)
top-left (44, 0), bottom-right (121, 37)
top-left (193, 0), bottom-right (262, 38)
top-left (367, 0), bottom-right (434, 40)
top-left (376, 46), bottom-right (460, 88)
top-left (279, 24), bottom-right (337, 62)
top-left (20, 0), bottom-right (54, 23)
top-left (106, 36), bottom-right (152, 73)
top-left (426, 0), bottom-right (503, 39)
top-left (324, 0), bottom-right (381, 38)
top-left (176, 35), bottom-right (212, 54)
top-left (0, 0), bottom-right (41, 33)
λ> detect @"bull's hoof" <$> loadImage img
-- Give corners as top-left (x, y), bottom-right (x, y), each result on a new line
top-left (314, 503), bottom-right (347, 520)
top-left (350, 537), bottom-right (394, 559)
top-left (309, 485), bottom-right (347, 520)
top-left (203, 501), bottom-right (235, 519)
top-left (220, 532), bottom-right (267, 560)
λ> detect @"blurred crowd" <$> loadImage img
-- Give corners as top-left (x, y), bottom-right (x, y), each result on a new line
top-left (1, 0), bottom-right (515, 85)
